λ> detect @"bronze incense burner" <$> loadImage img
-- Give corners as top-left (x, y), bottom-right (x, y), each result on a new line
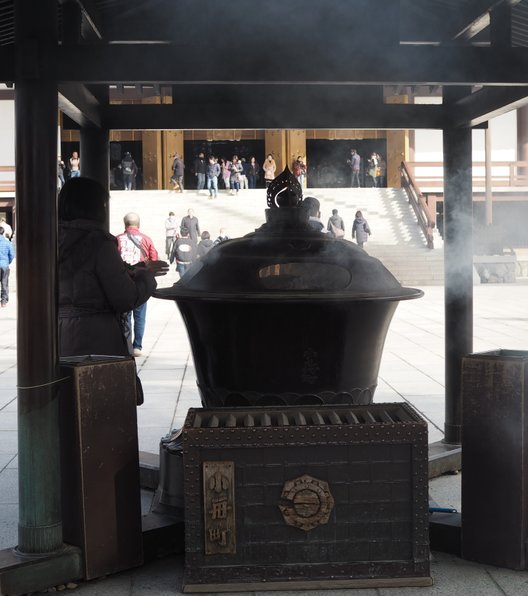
top-left (155, 168), bottom-right (422, 407)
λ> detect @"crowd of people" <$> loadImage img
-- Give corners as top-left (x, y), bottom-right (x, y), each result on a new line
top-left (164, 208), bottom-right (230, 277)
top-left (58, 147), bottom-right (387, 192)
top-left (303, 200), bottom-right (372, 248)
top-left (178, 152), bottom-right (281, 195)
top-left (58, 150), bottom-right (293, 192)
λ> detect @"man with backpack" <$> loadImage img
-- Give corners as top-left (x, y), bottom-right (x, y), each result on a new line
top-left (327, 209), bottom-right (345, 238)
top-left (116, 212), bottom-right (160, 356)
top-left (170, 227), bottom-right (197, 278)
top-left (121, 152), bottom-right (138, 190)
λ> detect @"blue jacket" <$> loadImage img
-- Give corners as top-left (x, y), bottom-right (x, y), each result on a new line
top-left (0, 235), bottom-right (14, 268)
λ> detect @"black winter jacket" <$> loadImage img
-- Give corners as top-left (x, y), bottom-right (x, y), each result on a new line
top-left (58, 219), bottom-right (156, 357)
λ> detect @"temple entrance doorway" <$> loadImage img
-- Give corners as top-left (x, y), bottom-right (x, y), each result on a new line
top-left (307, 138), bottom-right (387, 188)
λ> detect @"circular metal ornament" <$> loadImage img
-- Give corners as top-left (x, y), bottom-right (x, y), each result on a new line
top-left (279, 474), bottom-right (335, 531)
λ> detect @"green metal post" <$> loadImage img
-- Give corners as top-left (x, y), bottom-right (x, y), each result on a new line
top-left (15, 0), bottom-right (63, 554)
top-left (443, 125), bottom-right (473, 446)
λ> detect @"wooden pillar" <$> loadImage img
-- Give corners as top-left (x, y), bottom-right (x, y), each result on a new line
top-left (409, 130), bottom-right (415, 163)
top-left (286, 129), bottom-right (306, 170)
top-left (443, 125), bottom-right (473, 446)
top-left (142, 97), bottom-right (162, 189)
top-left (264, 130), bottom-right (287, 172)
top-left (163, 130), bottom-right (184, 190)
top-left (142, 132), bottom-right (163, 189)
top-left (15, 0), bottom-right (63, 554)
top-left (385, 95), bottom-right (410, 187)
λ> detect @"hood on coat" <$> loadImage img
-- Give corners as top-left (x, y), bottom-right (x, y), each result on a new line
top-left (59, 219), bottom-right (112, 262)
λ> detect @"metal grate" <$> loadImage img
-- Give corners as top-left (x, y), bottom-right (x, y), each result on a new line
top-left (189, 403), bottom-right (420, 429)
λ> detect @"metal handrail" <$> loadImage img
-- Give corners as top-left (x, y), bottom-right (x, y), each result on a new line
top-left (399, 161), bottom-right (435, 250)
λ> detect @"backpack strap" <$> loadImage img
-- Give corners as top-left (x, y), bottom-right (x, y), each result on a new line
top-left (126, 232), bottom-right (149, 260)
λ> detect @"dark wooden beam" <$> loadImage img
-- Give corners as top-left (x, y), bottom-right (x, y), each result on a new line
top-left (102, 102), bottom-right (448, 130)
top-left (452, 86), bottom-right (528, 126)
top-left (59, 0), bottom-right (103, 40)
top-left (490, 1), bottom-right (513, 47)
top-left (55, 45), bottom-right (528, 85)
top-left (58, 83), bottom-right (102, 127)
top-left (61, 0), bottom-right (82, 45)
top-left (453, 0), bottom-right (522, 42)
top-left (0, 46), bottom-right (15, 83)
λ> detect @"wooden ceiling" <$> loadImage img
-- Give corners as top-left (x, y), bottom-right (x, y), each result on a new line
top-left (3, 0), bottom-right (528, 130)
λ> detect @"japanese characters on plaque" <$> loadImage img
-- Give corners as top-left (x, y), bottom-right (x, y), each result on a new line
top-left (203, 461), bottom-right (236, 555)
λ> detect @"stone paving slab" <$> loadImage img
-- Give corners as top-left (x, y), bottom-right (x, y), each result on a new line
top-left (45, 549), bottom-right (528, 596)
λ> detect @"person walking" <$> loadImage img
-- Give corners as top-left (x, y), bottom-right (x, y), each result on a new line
top-left (327, 208), bottom-right (345, 238)
top-left (197, 231), bottom-right (214, 259)
top-left (213, 228), bottom-right (230, 246)
top-left (0, 226), bottom-right (15, 308)
top-left (247, 156), bottom-right (260, 189)
top-left (367, 152), bottom-right (378, 188)
top-left (121, 151), bottom-right (138, 190)
top-left (229, 156), bottom-right (243, 195)
top-left (170, 227), bottom-right (197, 277)
top-left (170, 153), bottom-right (185, 192)
top-left (193, 152), bottom-right (207, 192)
top-left (348, 149), bottom-right (361, 187)
top-left (376, 153), bottom-right (385, 188)
top-left (239, 158), bottom-right (249, 190)
top-left (58, 157), bottom-right (66, 190)
top-left (69, 151), bottom-right (81, 178)
top-left (220, 158), bottom-right (231, 192)
top-left (292, 155), bottom-right (307, 188)
top-left (263, 154), bottom-right (277, 188)
top-left (164, 211), bottom-right (178, 259)
top-left (116, 212), bottom-right (161, 357)
top-left (206, 156), bottom-right (221, 198)
top-left (302, 196), bottom-right (326, 233)
top-left (181, 208), bottom-right (201, 243)
top-left (0, 218), bottom-right (13, 241)
top-left (352, 210), bottom-right (371, 248)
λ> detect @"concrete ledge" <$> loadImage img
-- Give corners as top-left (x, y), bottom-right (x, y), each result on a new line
top-left (428, 441), bottom-right (461, 479)
top-left (0, 545), bottom-right (82, 596)
top-left (139, 450), bottom-right (160, 490)
top-left (473, 255), bottom-right (517, 283)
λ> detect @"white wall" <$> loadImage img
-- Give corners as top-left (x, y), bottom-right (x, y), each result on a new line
top-left (0, 98), bottom-right (15, 167)
top-left (412, 103), bottom-right (517, 182)
top-left (413, 110), bottom-right (517, 162)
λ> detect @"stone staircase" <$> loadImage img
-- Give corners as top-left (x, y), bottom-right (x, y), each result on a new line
top-left (108, 186), bottom-right (444, 287)
top-left (305, 187), bottom-right (444, 286)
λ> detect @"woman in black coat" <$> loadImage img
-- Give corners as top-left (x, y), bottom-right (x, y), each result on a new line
top-left (58, 177), bottom-right (167, 357)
